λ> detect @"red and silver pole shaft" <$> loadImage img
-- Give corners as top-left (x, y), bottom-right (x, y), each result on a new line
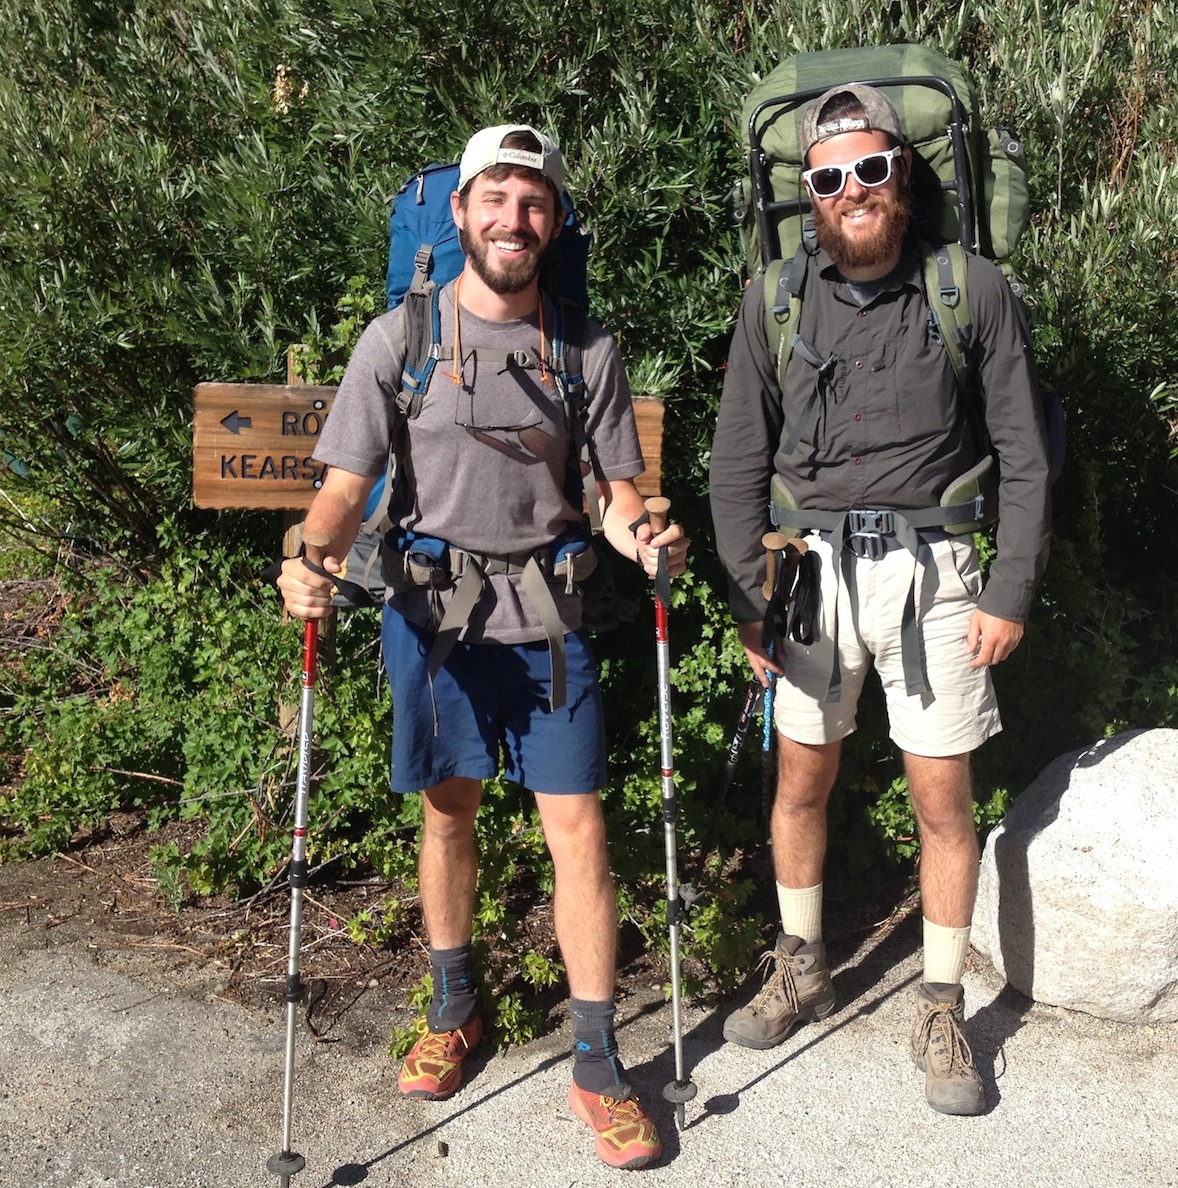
top-left (269, 531), bottom-right (329, 1187)
top-left (645, 497), bottom-right (697, 1131)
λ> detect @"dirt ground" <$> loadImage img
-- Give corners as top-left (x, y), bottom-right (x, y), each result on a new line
top-left (0, 815), bottom-right (432, 1033)
top-left (0, 811), bottom-right (915, 1057)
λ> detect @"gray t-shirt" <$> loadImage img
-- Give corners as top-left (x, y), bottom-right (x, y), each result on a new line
top-left (315, 282), bottom-right (645, 643)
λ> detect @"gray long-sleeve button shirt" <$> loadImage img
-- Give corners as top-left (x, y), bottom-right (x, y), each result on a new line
top-left (709, 239), bottom-right (1051, 625)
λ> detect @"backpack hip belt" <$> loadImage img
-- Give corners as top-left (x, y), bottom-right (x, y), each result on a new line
top-left (382, 531), bottom-right (599, 731)
top-left (381, 534), bottom-right (598, 594)
top-left (769, 469), bottom-right (991, 702)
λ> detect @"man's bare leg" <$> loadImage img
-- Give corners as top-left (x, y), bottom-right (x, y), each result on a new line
top-left (419, 776), bottom-right (483, 947)
top-left (534, 790), bottom-right (616, 1000)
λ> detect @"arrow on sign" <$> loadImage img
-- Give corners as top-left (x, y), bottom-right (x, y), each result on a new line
top-left (220, 410), bottom-right (253, 434)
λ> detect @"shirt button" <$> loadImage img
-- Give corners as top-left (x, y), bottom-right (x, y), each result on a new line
top-left (852, 456), bottom-right (862, 465)
top-left (857, 309), bottom-right (868, 317)
top-left (855, 359), bottom-right (864, 369)
top-left (852, 411), bottom-right (862, 421)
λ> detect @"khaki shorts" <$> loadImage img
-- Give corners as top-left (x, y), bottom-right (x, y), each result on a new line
top-left (773, 533), bottom-right (1001, 756)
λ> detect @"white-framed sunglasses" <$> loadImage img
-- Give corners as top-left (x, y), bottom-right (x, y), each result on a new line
top-left (802, 146), bottom-right (903, 198)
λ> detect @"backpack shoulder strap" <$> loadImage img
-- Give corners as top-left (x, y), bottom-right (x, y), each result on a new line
top-left (550, 298), bottom-right (601, 532)
top-left (396, 285), bottom-right (440, 418)
top-left (762, 243), bottom-right (812, 394)
top-left (921, 240), bottom-right (973, 392)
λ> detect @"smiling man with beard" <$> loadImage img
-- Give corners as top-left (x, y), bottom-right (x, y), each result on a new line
top-left (278, 125), bottom-right (688, 1169)
top-left (708, 86), bottom-right (1051, 1115)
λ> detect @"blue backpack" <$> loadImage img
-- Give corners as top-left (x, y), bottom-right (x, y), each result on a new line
top-left (333, 161), bottom-right (594, 608)
top-left (385, 161), bottom-right (590, 312)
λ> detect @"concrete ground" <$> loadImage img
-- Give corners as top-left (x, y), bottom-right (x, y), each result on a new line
top-left (2, 902), bottom-right (1175, 1188)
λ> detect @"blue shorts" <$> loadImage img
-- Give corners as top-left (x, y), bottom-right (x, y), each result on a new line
top-left (381, 606), bottom-right (608, 794)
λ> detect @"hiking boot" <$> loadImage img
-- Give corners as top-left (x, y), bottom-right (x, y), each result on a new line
top-left (568, 1081), bottom-right (662, 1169)
top-left (723, 933), bottom-right (836, 1049)
top-left (909, 983), bottom-right (985, 1116)
top-left (397, 1014), bottom-right (483, 1100)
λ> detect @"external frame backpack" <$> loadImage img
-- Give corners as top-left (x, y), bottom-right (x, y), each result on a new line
top-left (736, 42), bottom-right (1064, 502)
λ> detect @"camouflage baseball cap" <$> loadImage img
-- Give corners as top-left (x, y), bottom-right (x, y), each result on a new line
top-left (800, 84), bottom-right (905, 158)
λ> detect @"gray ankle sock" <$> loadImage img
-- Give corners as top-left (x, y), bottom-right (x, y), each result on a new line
top-left (426, 942), bottom-right (478, 1031)
top-left (569, 997), bottom-right (630, 1096)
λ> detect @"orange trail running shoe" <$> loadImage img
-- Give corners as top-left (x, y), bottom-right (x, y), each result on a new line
top-left (568, 1081), bottom-right (663, 1170)
top-left (397, 1015), bottom-right (483, 1100)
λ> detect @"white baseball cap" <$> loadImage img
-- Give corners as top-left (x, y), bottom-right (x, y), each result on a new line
top-left (456, 124), bottom-right (565, 193)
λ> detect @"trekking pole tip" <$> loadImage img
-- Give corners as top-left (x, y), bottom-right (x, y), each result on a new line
top-left (663, 1077), bottom-right (698, 1131)
top-left (663, 1077), bottom-right (699, 1105)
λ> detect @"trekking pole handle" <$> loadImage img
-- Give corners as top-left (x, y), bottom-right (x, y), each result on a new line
top-left (301, 530), bottom-right (331, 570)
top-left (761, 531), bottom-right (788, 600)
top-left (761, 531), bottom-right (808, 599)
top-left (645, 496), bottom-right (671, 535)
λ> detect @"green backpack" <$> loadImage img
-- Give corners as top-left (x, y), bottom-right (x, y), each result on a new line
top-left (734, 43), bottom-right (1063, 502)
top-left (738, 42), bottom-right (1030, 281)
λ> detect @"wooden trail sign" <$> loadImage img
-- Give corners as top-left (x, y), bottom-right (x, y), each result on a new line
top-left (192, 383), bottom-right (664, 510)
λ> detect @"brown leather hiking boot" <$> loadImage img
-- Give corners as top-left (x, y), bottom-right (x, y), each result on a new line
top-left (723, 933), bottom-right (836, 1049)
top-left (910, 983), bottom-right (985, 1115)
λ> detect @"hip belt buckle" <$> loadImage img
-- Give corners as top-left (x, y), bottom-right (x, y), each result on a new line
top-left (847, 509), bottom-right (894, 560)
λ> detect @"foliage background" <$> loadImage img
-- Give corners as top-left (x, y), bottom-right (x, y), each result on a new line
top-left (2, 0), bottom-right (1177, 1038)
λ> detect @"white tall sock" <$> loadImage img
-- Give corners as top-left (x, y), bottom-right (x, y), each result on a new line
top-left (777, 881), bottom-right (823, 945)
top-left (923, 919), bottom-right (971, 986)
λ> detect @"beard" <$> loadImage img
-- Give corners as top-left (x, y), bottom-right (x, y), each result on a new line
top-left (812, 185), bottom-right (911, 273)
top-left (458, 224), bottom-right (544, 295)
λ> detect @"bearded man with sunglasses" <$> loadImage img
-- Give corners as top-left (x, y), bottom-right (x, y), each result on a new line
top-left (709, 85), bottom-right (1051, 1115)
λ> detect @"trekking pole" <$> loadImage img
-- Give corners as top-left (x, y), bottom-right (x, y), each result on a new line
top-left (678, 675), bottom-right (761, 904)
top-left (723, 678), bottom-right (764, 806)
top-left (758, 533), bottom-right (809, 841)
top-left (267, 531), bottom-right (330, 1188)
top-left (759, 532), bottom-right (787, 842)
top-left (644, 496), bottom-right (698, 1131)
